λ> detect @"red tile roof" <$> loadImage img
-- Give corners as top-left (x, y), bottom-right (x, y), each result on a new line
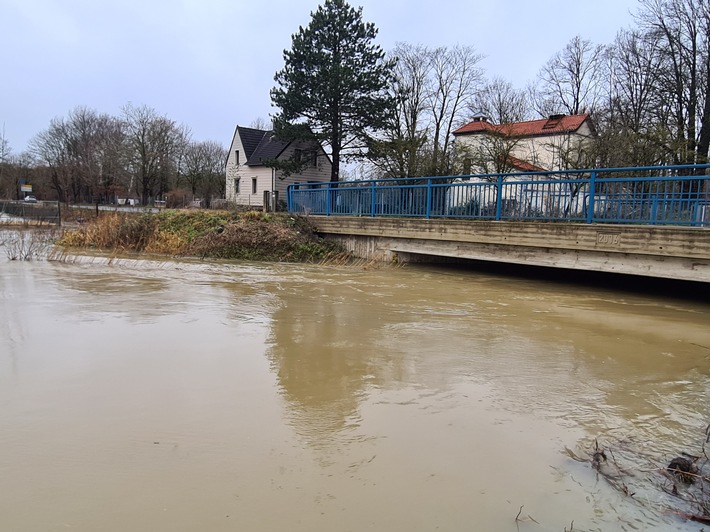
top-left (507, 156), bottom-right (546, 173)
top-left (454, 114), bottom-right (591, 137)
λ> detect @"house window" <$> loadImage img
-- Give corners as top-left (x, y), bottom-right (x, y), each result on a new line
top-left (234, 178), bottom-right (240, 194)
top-left (235, 150), bottom-right (240, 165)
top-left (252, 178), bottom-right (257, 195)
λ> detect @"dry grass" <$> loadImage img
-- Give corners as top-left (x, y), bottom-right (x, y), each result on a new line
top-left (60, 212), bottom-right (157, 252)
top-left (58, 209), bottom-right (344, 263)
top-left (144, 230), bottom-right (190, 255)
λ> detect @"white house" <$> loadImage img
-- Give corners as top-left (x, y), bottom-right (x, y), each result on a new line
top-left (448, 114), bottom-right (597, 217)
top-left (225, 126), bottom-right (332, 208)
top-left (453, 113), bottom-right (596, 173)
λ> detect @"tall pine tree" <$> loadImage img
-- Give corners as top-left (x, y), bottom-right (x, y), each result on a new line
top-left (271, 0), bottom-right (395, 182)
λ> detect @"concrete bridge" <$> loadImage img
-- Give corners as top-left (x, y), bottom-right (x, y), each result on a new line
top-left (311, 216), bottom-right (710, 283)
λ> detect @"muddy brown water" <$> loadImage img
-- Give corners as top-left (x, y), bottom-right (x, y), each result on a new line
top-left (0, 252), bottom-right (709, 531)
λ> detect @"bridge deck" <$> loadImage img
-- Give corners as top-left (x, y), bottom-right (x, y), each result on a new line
top-left (312, 216), bottom-right (710, 283)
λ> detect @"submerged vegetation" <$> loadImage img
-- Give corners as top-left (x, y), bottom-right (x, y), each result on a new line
top-left (567, 426), bottom-right (710, 526)
top-left (0, 228), bottom-right (57, 260)
top-left (58, 210), bottom-right (346, 263)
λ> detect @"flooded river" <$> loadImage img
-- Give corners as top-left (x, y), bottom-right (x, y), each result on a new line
top-left (1, 252), bottom-right (709, 531)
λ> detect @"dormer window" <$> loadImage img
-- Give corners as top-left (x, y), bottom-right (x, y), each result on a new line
top-left (543, 114), bottom-right (565, 130)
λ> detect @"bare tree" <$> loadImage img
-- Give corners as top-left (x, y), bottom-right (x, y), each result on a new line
top-left (93, 114), bottom-right (130, 201)
top-left (179, 140), bottom-right (228, 206)
top-left (30, 117), bottom-right (74, 202)
top-left (368, 43), bottom-right (483, 178)
top-left (0, 126), bottom-right (11, 196)
top-left (64, 107), bottom-right (109, 202)
top-left (470, 77), bottom-right (531, 124)
top-left (591, 29), bottom-right (671, 167)
top-left (249, 117), bottom-right (271, 130)
top-left (367, 42), bottom-right (432, 178)
top-left (427, 44), bottom-right (484, 175)
top-left (532, 36), bottom-right (607, 117)
top-left (636, 0), bottom-right (710, 166)
top-left (122, 104), bottom-right (189, 204)
top-left (29, 107), bottom-right (132, 203)
top-left (609, 30), bottom-right (664, 133)
top-left (0, 126), bottom-right (10, 166)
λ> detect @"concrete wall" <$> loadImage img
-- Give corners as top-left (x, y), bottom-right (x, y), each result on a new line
top-left (311, 216), bottom-right (710, 283)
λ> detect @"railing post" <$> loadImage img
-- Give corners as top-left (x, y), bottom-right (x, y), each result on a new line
top-left (371, 181), bottom-right (376, 216)
top-left (586, 171), bottom-right (596, 224)
top-left (426, 178), bottom-right (432, 219)
top-left (495, 174), bottom-right (503, 220)
top-left (326, 183), bottom-right (332, 216)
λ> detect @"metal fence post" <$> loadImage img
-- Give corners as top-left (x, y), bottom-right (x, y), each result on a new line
top-left (371, 181), bottom-right (376, 216)
top-left (587, 171), bottom-right (596, 224)
top-left (495, 174), bottom-right (503, 220)
top-left (426, 179), bottom-right (432, 219)
top-left (326, 184), bottom-right (332, 216)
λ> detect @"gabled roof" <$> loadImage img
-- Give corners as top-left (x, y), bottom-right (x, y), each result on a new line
top-left (235, 126), bottom-right (290, 166)
top-left (454, 114), bottom-right (591, 138)
top-left (507, 155), bottom-right (546, 173)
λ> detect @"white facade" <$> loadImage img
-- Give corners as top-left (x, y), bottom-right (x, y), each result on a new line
top-left (454, 115), bottom-right (596, 174)
top-left (225, 127), bottom-right (332, 208)
top-left (449, 115), bottom-right (598, 217)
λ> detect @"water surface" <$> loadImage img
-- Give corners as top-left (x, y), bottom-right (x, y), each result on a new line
top-left (1, 255), bottom-right (709, 531)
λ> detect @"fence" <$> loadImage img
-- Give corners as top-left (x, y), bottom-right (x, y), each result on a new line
top-left (287, 165), bottom-right (710, 227)
top-left (0, 200), bottom-right (61, 225)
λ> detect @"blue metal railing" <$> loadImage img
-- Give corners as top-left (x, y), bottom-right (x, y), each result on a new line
top-left (287, 165), bottom-right (710, 227)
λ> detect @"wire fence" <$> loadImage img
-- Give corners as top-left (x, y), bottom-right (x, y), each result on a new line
top-left (0, 200), bottom-right (61, 225)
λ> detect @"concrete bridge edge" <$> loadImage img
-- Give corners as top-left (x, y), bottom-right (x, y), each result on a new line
top-left (312, 217), bottom-right (710, 283)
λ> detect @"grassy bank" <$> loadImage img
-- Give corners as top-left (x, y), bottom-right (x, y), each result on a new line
top-left (59, 210), bottom-right (346, 262)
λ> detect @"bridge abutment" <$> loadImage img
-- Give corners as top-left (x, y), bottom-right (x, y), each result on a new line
top-left (313, 217), bottom-right (710, 283)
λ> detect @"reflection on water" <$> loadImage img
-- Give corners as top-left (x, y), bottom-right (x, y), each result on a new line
top-left (0, 254), bottom-right (708, 531)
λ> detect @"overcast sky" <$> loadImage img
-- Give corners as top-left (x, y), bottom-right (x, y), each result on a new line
top-left (1, 0), bottom-right (640, 153)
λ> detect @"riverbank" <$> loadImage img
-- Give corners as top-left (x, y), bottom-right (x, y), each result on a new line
top-left (58, 209), bottom-right (346, 262)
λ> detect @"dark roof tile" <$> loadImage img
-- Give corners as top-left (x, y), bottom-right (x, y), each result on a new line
top-left (236, 126), bottom-right (291, 166)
